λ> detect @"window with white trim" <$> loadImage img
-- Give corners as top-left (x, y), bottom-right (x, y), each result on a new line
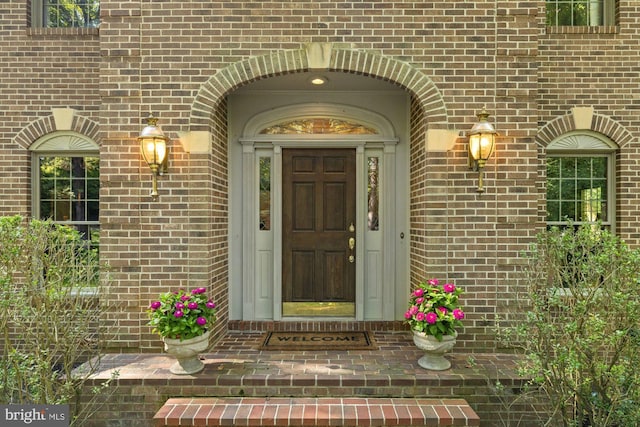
top-left (31, 0), bottom-right (100, 28)
top-left (31, 132), bottom-right (100, 245)
top-left (546, 132), bottom-right (616, 229)
top-left (545, 0), bottom-right (615, 26)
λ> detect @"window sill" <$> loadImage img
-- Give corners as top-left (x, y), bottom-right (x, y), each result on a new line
top-left (70, 287), bottom-right (100, 298)
top-left (545, 25), bottom-right (619, 35)
top-left (26, 27), bottom-right (99, 37)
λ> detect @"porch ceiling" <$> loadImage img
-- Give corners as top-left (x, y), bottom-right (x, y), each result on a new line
top-left (234, 70), bottom-right (404, 93)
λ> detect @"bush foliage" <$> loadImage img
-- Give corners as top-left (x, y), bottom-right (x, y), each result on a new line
top-left (503, 224), bottom-right (640, 426)
top-left (0, 216), bottom-right (115, 425)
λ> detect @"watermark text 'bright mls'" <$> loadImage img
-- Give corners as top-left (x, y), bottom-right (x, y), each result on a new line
top-left (1, 405), bottom-right (69, 426)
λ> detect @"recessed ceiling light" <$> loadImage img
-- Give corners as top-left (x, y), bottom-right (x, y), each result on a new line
top-left (310, 76), bottom-right (328, 85)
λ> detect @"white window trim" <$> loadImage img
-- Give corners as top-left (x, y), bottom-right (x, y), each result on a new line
top-left (29, 131), bottom-right (99, 222)
top-left (546, 131), bottom-right (617, 231)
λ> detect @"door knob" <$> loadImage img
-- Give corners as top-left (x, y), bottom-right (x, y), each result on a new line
top-left (348, 237), bottom-right (355, 263)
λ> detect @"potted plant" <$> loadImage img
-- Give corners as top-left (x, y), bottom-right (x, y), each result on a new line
top-left (148, 287), bottom-right (217, 374)
top-left (404, 279), bottom-right (465, 370)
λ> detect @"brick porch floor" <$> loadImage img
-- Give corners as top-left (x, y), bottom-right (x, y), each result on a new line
top-left (82, 327), bottom-right (533, 426)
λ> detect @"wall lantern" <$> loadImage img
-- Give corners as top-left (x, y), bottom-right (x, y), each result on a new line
top-left (468, 107), bottom-right (496, 193)
top-left (138, 114), bottom-right (169, 199)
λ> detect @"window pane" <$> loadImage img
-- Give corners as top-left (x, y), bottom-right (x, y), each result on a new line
top-left (547, 178), bottom-right (560, 200)
top-left (576, 158), bottom-right (591, 178)
top-left (546, 0), bottom-right (606, 26)
top-left (547, 201), bottom-right (560, 222)
top-left (592, 157), bottom-right (607, 178)
top-left (58, 179), bottom-right (71, 198)
top-left (547, 157), bottom-right (560, 178)
top-left (40, 200), bottom-right (53, 219)
top-left (561, 201), bottom-right (576, 221)
top-left (259, 157), bottom-right (271, 231)
top-left (45, 0), bottom-right (100, 28)
top-left (547, 154), bottom-right (609, 225)
top-left (561, 157), bottom-right (576, 177)
top-left (87, 179), bottom-right (100, 199)
top-left (40, 179), bottom-right (55, 199)
top-left (72, 201), bottom-right (86, 221)
top-left (55, 200), bottom-right (71, 221)
top-left (561, 180), bottom-right (575, 200)
top-left (38, 154), bottom-right (99, 225)
top-left (368, 157), bottom-right (380, 231)
top-left (87, 201), bottom-right (99, 221)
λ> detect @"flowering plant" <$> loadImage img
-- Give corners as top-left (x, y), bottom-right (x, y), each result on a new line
top-left (404, 279), bottom-right (465, 341)
top-left (147, 287), bottom-right (217, 340)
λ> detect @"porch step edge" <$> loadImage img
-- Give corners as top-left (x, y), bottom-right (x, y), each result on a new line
top-left (153, 397), bottom-right (480, 427)
top-left (228, 320), bottom-right (408, 332)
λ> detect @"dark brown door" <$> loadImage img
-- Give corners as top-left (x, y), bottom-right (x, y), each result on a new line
top-left (282, 148), bottom-right (356, 305)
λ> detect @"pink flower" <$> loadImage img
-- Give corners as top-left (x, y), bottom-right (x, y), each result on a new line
top-left (180, 294), bottom-right (191, 301)
top-left (425, 312), bottom-right (438, 324)
top-left (453, 309), bottom-right (465, 320)
top-left (428, 279), bottom-right (439, 286)
top-left (188, 302), bottom-right (198, 310)
top-left (415, 312), bottom-right (426, 322)
top-left (404, 311), bottom-right (412, 319)
top-left (150, 301), bottom-right (161, 310)
top-left (438, 307), bottom-right (447, 314)
top-left (196, 317), bottom-right (207, 326)
top-left (409, 305), bottom-right (419, 316)
top-left (413, 288), bottom-right (424, 297)
top-left (174, 310), bottom-right (184, 318)
top-left (192, 287), bottom-right (206, 294)
top-left (175, 302), bottom-right (185, 309)
top-left (443, 283), bottom-right (456, 293)
top-left (415, 297), bottom-right (424, 304)
top-left (206, 301), bottom-right (216, 309)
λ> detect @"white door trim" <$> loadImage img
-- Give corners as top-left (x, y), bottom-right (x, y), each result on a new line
top-left (229, 95), bottom-right (410, 322)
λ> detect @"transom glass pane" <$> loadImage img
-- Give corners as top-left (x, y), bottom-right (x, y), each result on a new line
top-left (260, 118), bottom-right (377, 135)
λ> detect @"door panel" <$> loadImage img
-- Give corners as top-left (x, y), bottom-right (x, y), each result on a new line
top-left (283, 148), bottom-right (356, 307)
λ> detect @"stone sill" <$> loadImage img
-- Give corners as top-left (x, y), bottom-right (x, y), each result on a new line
top-left (26, 27), bottom-right (99, 37)
top-left (546, 25), bottom-right (619, 35)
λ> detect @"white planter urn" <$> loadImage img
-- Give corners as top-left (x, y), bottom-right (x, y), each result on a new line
top-left (163, 330), bottom-right (211, 375)
top-left (412, 330), bottom-right (457, 370)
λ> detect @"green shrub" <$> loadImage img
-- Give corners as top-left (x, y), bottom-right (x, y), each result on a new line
top-left (0, 216), bottom-right (116, 425)
top-left (503, 224), bottom-right (640, 426)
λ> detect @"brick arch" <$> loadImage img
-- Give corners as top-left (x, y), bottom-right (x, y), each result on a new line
top-left (189, 46), bottom-right (449, 130)
top-left (12, 113), bottom-right (100, 150)
top-left (537, 110), bottom-right (634, 148)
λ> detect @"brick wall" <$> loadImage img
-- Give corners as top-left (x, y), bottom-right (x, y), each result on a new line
top-left (1, 1), bottom-right (639, 352)
top-left (538, 1), bottom-right (640, 245)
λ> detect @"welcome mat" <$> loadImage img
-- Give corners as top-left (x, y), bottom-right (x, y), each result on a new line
top-left (260, 331), bottom-right (376, 351)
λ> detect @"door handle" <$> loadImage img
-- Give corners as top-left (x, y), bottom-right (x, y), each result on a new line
top-left (348, 237), bottom-right (355, 263)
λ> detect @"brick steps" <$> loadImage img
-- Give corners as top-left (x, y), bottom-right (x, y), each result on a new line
top-left (153, 397), bottom-right (480, 427)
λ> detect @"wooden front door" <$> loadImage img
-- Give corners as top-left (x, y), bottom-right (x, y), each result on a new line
top-left (282, 148), bottom-right (356, 308)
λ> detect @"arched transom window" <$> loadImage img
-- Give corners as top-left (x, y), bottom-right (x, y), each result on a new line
top-left (260, 118), bottom-right (378, 135)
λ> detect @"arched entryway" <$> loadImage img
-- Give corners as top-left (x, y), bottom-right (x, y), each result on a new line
top-left (228, 83), bottom-right (407, 321)
top-left (186, 44), bottom-right (453, 324)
